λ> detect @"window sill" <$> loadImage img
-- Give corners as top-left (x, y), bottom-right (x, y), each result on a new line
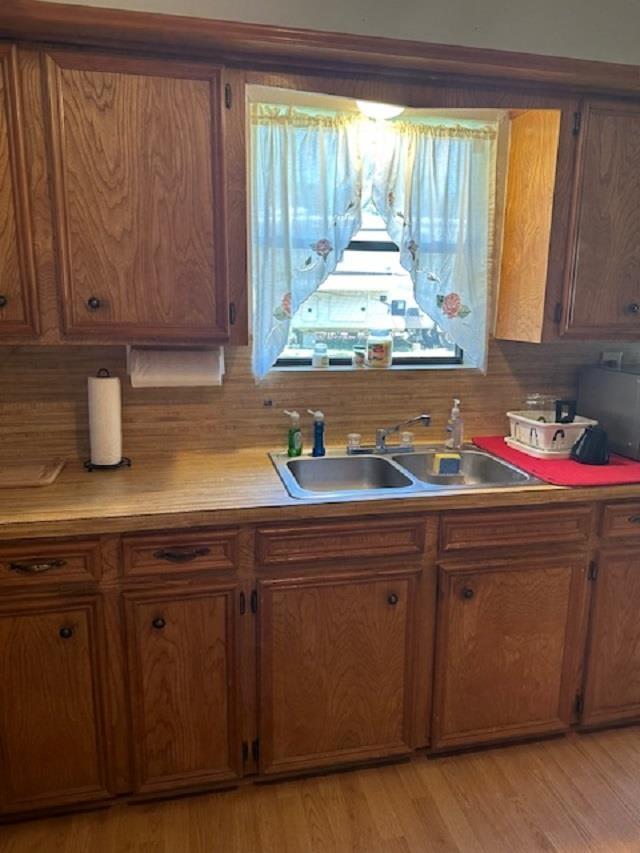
top-left (270, 363), bottom-right (471, 373)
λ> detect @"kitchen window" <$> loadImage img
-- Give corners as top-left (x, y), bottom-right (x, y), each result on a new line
top-left (276, 206), bottom-right (462, 367)
top-left (249, 91), bottom-right (498, 379)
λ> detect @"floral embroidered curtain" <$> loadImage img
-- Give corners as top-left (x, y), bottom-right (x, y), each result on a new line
top-left (373, 120), bottom-right (498, 370)
top-left (250, 104), bottom-right (363, 379)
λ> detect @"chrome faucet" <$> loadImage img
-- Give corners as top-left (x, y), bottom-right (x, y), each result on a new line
top-left (375, 414), bottom-right (431, 453)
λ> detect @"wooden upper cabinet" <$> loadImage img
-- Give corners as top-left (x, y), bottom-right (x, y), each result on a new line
top-left (124, 584), bottom-right (241, 793)
top-left (45, 51), bottom-right (229, 340)
top-left (0, 595), bottom-right (110, 814)
top-left (0, 45), bottom-right (39, 336)
top-left (582, 551), bottom-right (640, 726)
top-left (494, 106), bottom-right (579, 343)
top-left (563, 101), bottom-right (640, 337)
top-left (258, 569), bottom-right (417, 775)
top-left (432, 556), bottom-right (588, 751)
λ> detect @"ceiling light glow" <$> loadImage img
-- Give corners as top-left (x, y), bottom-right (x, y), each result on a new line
top-left (356, 100), bottom-right (405, 120)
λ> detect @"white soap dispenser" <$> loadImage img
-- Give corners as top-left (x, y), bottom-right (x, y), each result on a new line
top-left (445, 398), bottom-right (464, 449)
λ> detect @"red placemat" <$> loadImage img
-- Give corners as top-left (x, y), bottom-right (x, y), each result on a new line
top-left (472, 435), bottom-right (640, 486)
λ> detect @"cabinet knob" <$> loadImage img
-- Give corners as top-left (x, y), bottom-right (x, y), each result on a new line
top-left (627, 303), bottom-right (640, 315)
top-left (461, 586), bottom-right (475, 600)
top-left (0, 295), bottom-right (7, 309)
top-left (87, 296), bottom-right (101, 310)
top-left (59, 626), bottom-right (74, 639)
top-left (152, 617), bottom-right (166, 630)
top-left (387, 593), bottom-right (399, 606)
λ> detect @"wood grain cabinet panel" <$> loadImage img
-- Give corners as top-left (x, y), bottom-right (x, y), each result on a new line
top-left (0, 595), bottom-right (110, 815)
top-left (122, 528), bottom-right (239, 578)
top-left (45, 51), bottom-right (229, 341)
top-left (432, 556), bottom-right (589, 750)
top-left (256, 517), bottom-right (425, 568)
top-left (600, 502), bottom-right (640, 541)
top-left (0, 44), bottom-right (39, 336)
top-left (439, 505), bottom-right (592, 554)
top-left (258, 570), bottom-right (417, 775)
top-left (582, 551), bottom-right (640, 726)
top-left (564, 101), bottom-right (640, 337)
top-left (124, 585), bottom-right (241, 793)
top-left (0, 537), bottom-right (101, 588)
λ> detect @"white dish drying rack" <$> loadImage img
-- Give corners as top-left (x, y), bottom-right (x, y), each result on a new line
top-left (506, 410), bottom-right (598, 459)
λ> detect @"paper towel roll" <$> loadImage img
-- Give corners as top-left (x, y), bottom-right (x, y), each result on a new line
top-left (88, 370), bottom-right (122, 466)
top-left (127, 347), bottom-right (225, 388)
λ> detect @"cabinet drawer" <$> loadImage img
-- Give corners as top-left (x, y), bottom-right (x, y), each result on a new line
top-left (601, 503), bottom-right (640, 541)
top-left (440, 505), bottom-right (592, 554)
top-left (0, 539), bottom-right (101, 588)
top-left (256, 517), bottom-right (425, 568)
top-left (122, 529), bottom-right (239, 578)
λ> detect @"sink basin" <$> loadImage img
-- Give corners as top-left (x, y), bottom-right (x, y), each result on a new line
top-left (391, 448), bottom-right (532, 488)
top-left (279, 455), bottom-right (413, 499)
top-left (271, 446), bottom-right (539, 500)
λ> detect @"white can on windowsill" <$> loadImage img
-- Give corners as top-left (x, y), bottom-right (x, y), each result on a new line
top-left (366, 331), bottom-right (393, 368)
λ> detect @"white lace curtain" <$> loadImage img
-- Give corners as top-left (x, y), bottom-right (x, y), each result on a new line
top-left (250, 104), bottom-right (363, 379)
top-left (373, 120), bottom-right (497, 370)
top-left (251, 105), bottom-right (497, 377)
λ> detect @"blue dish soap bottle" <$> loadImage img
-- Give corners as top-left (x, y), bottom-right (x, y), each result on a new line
top-left (307, 409), bottom-right (326, 457)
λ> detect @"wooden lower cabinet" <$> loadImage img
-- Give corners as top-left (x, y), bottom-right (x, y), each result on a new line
top-left (124, 584), bottom-right (242, 794)
top-left (257, 569), bottom-right (418, 775)
top-left (0, 595), bottom-right (111, 815)
top-left (582, 550), bottom-right (640, 726)
top-left (432, 555), bottom-right (589, 750)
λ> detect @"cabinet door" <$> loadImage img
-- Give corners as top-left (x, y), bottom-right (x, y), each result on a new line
top-left (124, 585), bottom-right (241, 793)
top-left (582, 551), bottom-right (640, 726)
top-left (45, 51), bottom-right (229, 340)
top-left (0, 45), bottom-right (38, 336)
top-left (564, 101), bottom-right (640, 336)
top-left (0, 596), bottom-right (110, 814)
top-left (258, 570), bottom-right (417, 775)
top-left (432, 557), bottom-right (588, 750)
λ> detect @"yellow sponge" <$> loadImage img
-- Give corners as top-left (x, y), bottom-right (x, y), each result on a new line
top-left (433, 452), bottom-right (462, 475)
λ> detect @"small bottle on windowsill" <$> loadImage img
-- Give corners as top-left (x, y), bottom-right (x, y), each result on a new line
top-left (366, 330), bottom-right (393, 368)
top-left (312, 342), bottom-right (329, 369)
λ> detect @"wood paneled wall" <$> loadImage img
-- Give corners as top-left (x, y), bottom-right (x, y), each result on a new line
top-left (0, 340), bottom-right (634, 461)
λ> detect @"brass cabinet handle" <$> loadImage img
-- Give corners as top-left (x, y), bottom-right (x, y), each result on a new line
top-left (461, 586), bottom-right (475, 600)
top-left (153, 547), bottom-right (211, 563)
top-left (9, 558), bottom-right (67, 574)
top-left (0, 295), bottom-right (7, 309)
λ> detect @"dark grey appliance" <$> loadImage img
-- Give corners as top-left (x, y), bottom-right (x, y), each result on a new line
top-left (578, 366), bottom-right (640, 460)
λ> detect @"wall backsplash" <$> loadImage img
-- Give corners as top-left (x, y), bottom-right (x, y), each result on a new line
top-left (0, 340), bottom-right (635, 461)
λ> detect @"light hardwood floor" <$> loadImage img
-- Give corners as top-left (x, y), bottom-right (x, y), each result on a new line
top-left (2, 728), bottom-right (640, 852)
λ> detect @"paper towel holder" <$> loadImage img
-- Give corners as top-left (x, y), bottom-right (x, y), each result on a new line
top-left (84, 457), bottom-right (131, 473)
top-left (84, 368), bottom-right (132, 472)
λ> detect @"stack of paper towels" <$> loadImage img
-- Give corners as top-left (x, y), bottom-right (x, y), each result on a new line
top-left (127, 347), bottom-right (225, 388)
top-left (88, 369), bottom-right (123, 467)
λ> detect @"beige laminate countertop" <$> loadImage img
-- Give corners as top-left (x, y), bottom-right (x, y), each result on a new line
top-left (1, 447), bottom-right (640, 541)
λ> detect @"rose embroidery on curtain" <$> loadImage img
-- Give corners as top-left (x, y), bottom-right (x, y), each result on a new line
top-left (437, 292), bottom-right (471, 319)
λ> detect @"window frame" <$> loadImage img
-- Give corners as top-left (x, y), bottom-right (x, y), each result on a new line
top-left (275, 236), bottom-right (463, 368)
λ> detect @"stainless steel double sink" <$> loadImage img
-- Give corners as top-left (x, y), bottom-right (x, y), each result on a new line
top-left (271, 446), bottom-right (540, 501)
